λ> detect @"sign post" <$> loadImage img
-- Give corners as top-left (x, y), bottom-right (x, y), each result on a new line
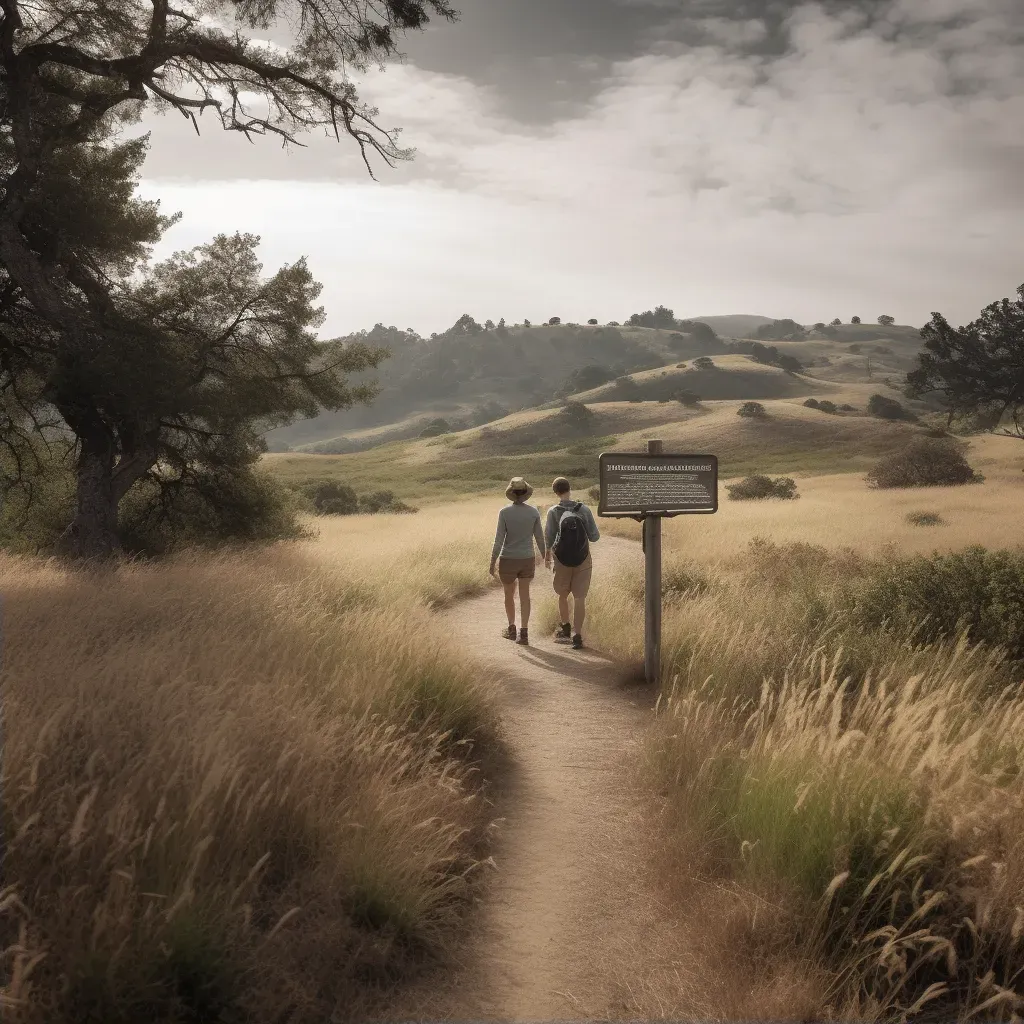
top-left (597, 444), bottom-right (718, 687)
top-left (643, 440), bottom-right (663, 687)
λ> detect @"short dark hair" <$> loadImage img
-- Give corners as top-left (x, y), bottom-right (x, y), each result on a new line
top-left (552, 477), bottom-right (571, 495)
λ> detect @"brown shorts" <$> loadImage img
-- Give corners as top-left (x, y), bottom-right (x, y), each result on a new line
top-left (498, 557), bottom-right (536, 583)
top-left (552, 552), bottom-right (593, 599)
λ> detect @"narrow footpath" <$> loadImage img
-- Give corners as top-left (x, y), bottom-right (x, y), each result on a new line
top-left (381, 536), bottom-right (694, 1021)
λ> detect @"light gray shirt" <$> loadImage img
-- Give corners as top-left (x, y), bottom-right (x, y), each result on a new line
top-left (492, 501), bottom-right (546, 561)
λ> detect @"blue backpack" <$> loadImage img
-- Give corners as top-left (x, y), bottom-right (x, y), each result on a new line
top-left (552, 502), bottom-right (590, 567)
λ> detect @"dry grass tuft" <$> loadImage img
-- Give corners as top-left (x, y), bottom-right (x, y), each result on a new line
top-left (0, 533), bottom-right (503, 1023)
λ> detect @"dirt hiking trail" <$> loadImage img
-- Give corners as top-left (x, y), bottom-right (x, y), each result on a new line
top-left (381, 536), bottom-right (695, 1022)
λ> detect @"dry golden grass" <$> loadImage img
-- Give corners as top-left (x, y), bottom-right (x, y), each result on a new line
top-left (0, 533), bottom-right (505, 1024)
top-left (582, 447), bottom-right (1024, 1021)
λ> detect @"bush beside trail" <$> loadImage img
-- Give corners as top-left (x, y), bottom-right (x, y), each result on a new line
top-left (576, 536), bottom-right (1024, 1020)
top-left (726, 475), bottom-right (798, 501)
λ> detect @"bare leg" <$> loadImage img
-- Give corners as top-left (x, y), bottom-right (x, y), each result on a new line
top-left (502, 581), bottom-right (517, 626)
top-left (572, 594), bottom-right (586, 635)
top-left (518, 578), bottom-right (532, 628)
top-left (557, 593), bottom-right (571, 625)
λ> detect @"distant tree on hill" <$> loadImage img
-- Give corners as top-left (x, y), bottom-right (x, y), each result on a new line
top-left (877, 314), bottom-right (895, 326)
top-left (677, 320), bottom-right (718, 345)
top-left (557, 364), bottom-right (615, 397)
top-left (607, 321), bottom-right (620, 327)
top-left (754, 319), bottom-right (806, 341)
top-left (419, 417), bottom-right (452, 437)
top-left (737, 401), bottom-right (767, 419)
top-left (562, 401), bottom-right (595, 428)
top-left (588, 318), bottom-right (598, 325)
top-left (868, 394), bottom-right (917, 422)
top-left (498, 318), bottom-right (506, 327)
top-left (449, 313), bottom-right (483, 335)
top-left (485, 319), bottom-right (495, 330)
top-left (523, 319), bottom-right (532, 327)
top-left (614, 375), bottom-right (642, 400)
top-left (693, 356), bottom-right (715, 370)
top-left (831, 318), bottom-right (842, 326)
top-left (548, 317), bottom-right (561, 325)
top-left (627, 304), bottom-right (676, 329)
top-left (814, 322), bottom-right (826, 330)
top-left (906, 283), bottom-right (1024, 439)
top-left (676, 390), bottom-right (701, 407)
top-left (851, 316), bottom-right (862, 324)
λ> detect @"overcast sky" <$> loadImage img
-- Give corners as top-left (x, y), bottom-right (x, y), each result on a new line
top-left (135, 0), bottom-right (1024, 339)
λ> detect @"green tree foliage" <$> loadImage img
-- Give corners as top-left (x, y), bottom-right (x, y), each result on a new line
top-left (851, 316), bottom-right (862, 324)
top-left (737, 401), bottom-right (767, 419)
top-left (557, 364), bottom-right (614, 397)
top-left (548, 316), bottom-right (561, 325)
top-left (614, 375), bottom-right (642, 400)
top-left (587, 318), bottom-right (598, 325)
top-left (906, 283), bottom-right (1024, 439)
top-left (749, 342), bottom-right (803, 373)
top-left (627, 305), bottom-right (676, 329)
top-left (693, 356), bottom-right (715, 370)
top-left (877, 314), bottom-right (895, 326)
top-left (0, 0), bottom-right (457, 556)
top-left (676, 390), bottom-right (701, 407)
top-left (484, 319), bottom-right (495, 330)
top-left (817, 400), bottom-right (838, 414)
top-left (868, 393), bottom-right (916, 421)
top-left (561, 401), bottom-right (595, 428)
top-left (866, 436), bottom-right (981, 489)
top-left (753, 319), bottom-right (806, 341)
top-left (726, 475), bottom-right (798, 500)
top-left (803, 398), bottom-right (821, 409)
top-left (676, 320), bottom-right (718, 345)
top-left (830, 318), bottom-right (842, 326)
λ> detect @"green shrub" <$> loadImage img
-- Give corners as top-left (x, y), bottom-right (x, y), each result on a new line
top-left (562, 400), bottom-right (595, 428)
top-left (855, 546), bottom-right (1024, 664)
top-left (803, 398), bottom-right (821, 409)
top-left (737, 401), bottom-right (767, 419)
top-left (868, 393), bottom-right (916, 422)
top-left (866, 437), bottom-right (981, 489)
top-left (726, 475), bottom-right (799, 501)
top-left (839, 404), bottom-right (856, 411)
top-left (693, 356), bottom-right (715, 370)
top-left (676, 390), bottom-right (701, 407)
top-left (817, 400), bottom-right (838, 414)
top-left (906, 511), bottom-right (944, 526)
top-left (358, 490), bottom-right (418, 514)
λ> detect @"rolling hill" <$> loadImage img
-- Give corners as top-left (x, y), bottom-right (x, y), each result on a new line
top-left (267, 317), bottom-right (927, 455)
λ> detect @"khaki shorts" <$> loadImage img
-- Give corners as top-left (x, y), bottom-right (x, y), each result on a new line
top-left (552, 552), bottom-right (593, 599)
top-left (498, 556), bottom-right (536, 583)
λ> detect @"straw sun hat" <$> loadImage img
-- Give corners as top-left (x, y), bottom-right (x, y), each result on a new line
top-left (505, 476), bottom-right (534, 502)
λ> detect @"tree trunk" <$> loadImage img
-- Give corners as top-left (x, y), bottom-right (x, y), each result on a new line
top-left (61, 429), bottom-right (120, 560)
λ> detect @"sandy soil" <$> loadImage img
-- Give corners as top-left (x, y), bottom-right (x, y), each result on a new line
top-left (379, 536), bottom-right (692, 1022)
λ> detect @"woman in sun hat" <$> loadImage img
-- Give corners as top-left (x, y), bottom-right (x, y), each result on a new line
top-left (489, 476), bottom-right (546, 646)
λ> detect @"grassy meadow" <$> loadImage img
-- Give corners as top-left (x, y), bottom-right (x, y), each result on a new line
top-left (0, 520), bottom-right (508, 1024)
top-left (576, 434), bottom-right (1024, 1020)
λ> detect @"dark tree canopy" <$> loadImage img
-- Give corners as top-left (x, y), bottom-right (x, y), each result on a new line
top-left (906, 283), bottom-right (1024, 438)
top-left (627, 305), bottom-right (676, 329)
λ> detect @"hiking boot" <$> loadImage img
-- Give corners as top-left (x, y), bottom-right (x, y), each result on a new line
top-left (502, 624), bottom-right (517, 642)
top-left (517, 628), bottom-right (530, 646)
top-left (571, 633), bottom-right (583, 649)
top-left (554, 622), bottom-right (572, 644)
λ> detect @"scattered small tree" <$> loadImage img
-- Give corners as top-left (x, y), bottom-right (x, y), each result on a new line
top-left (693, 356), bottom-right (715, 370)
top-left (587, 318), bottom-right (598, 325)
top-left (484, 319), bottom-right (495, 330)
top-left (737, 401), bottom-right (767, 419)
top-left (868, 393), bottom-right (916, 421)
top-left (607, 321), bottom-right (620, 327)
top-left (498, 318), bottom-right (506, 327)
top-left (830, 318), bottom-right (842, 326)
top-left (419, 417), bottom-right (452, 438)
top-left (851, 316), bottom-right (862, 324)
top-left (817, 400), bottom-right (838, 414)
top-left (803, 398), bottom-right (821, 409)
top-left (726, 475), bottom-right (798, 500)
top-left (877, 314), bottom-right (896, 326)
top-left (813, 322), bottom-right (826, 330)
top-left (548, 316), bottom-right (561, 325)
top-left (562, 401), bottom-right (595, 428)
top-left (676, 390), bottom-right (701, 407)
top-left (866, 436), bottom-right (981, 489)
top-left (523, 318), bottom-right (532, 327)
top-left (614, 376), bottom-right (642, 400)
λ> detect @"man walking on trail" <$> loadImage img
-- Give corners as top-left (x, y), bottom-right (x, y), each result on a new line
top-left (545, 477), bottom-right (600, 649)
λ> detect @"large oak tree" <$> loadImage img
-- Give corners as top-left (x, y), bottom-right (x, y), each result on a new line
top-left (0, 0), bottom-right (458, 555)
top-left (906, 283), bottom-right (1024, 439)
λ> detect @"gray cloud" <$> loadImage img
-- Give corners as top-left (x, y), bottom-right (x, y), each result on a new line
top-left (138, 0), bottom-right (1024, 335)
